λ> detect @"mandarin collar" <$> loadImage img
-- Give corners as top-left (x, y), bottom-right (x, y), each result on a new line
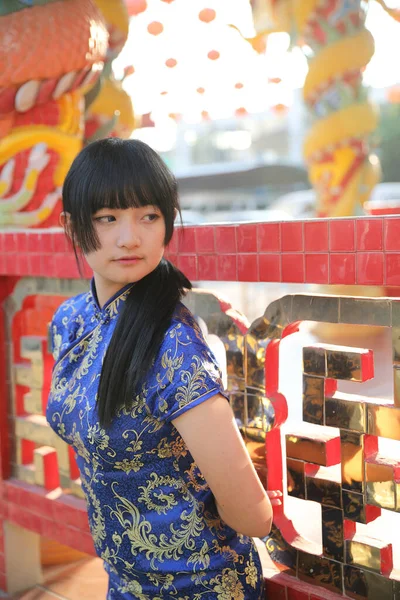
top-left (89, 278), bottom-right (134, 317)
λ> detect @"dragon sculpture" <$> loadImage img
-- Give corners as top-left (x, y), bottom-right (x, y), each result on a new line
top-left (250, 0), bottom-right (400, 217)
top-left (0, 0), bottom-right (134, 228)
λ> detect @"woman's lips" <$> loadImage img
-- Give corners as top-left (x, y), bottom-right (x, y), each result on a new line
top-left (114, 257), bottom-right (142, 264)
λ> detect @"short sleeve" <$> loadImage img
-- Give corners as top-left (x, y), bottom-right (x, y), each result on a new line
top-left (144, 321), bottom-right (228, 423)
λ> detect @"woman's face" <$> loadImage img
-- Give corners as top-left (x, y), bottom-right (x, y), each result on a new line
top-left (83, 205), bottom-right (166, 302)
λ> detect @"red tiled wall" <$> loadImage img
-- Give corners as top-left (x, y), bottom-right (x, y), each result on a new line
top-left (0, 216), bottom-right (399, 285)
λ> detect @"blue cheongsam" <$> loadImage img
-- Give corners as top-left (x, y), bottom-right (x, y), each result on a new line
top-left (46, 281), bottom-right (265, 600)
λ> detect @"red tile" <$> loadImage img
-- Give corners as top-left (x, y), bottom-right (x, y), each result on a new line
top-left (167, 231), bottom-right (178, 253)
top-left (177, 227), bottom-right (196, 253)
top-left (356, 218), bottom-right (383, 250)
top-left (195, 226), bottom-right (215, 253)
top-left (257, 223), bottom-right (280, 252)
top-left (259, 254), bottom-right (281, 282)
top-left (329, 219), bottom-right (355, 251)
top-left (384, 218), bottom-right (400, 251)
top-left (29, 513), bottom-right (44, 535)
top-left (4, 253), bottom-right (17, 274)
top-left (282, 254), bottom-right (304, 283)
top-left (215, 226), bottom-right (237, 253)
top-left (29, 231), bottom-right (54, 253)
top-left (42, 254), bottom-right (55, 276)
top-left (3, 234), bottom-right (17, 253)
top-left (217, 255), bottom-right (237, 280)
top-left (165, 252), bottom-right (177, 266)
top-left (238, 254), bottom-right (258, 282)
top-left (177, 255), bottom-right (198, 280)
top-left (330, 253), bottom-right (356, 285)
top-left (264, 579), bottom-right (287, 599)
top-left (16, 253), bottom-right (29, 276)
top-left (15, 233), bottom-right (28, 253)
top-left (28, 254), bottom-right (42, 276)
top-left (357, 252), bottom-right (384, 285)
top-left (198, 255), bottom-right (217, 280)
top-left (0, 234), bottom-right (4, 253)
top-left (53, 232), bottom-right (70, 253)
top-left (27, 232), bottom-right (41, 253)
top-left (304, 221), bottom-right (328, 252)
top-left (305, 254), bottom-right (329, 284)
top-left (287, 590), bottom-right (309, 600)
top-left (385, 254), bottom-right (400, 286)
top-left (54, 254), bottom-right (78, 278)
top-left (282, 221), bottom-right (303, 251)
top-left (237, 223), bottom-right (257, 252)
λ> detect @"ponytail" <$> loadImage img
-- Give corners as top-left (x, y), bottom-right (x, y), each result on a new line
top-left (97, 259), bottom-right (192, 427)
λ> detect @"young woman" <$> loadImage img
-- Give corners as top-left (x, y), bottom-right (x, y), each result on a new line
top-left (47, 138), bottom-right (280, 599)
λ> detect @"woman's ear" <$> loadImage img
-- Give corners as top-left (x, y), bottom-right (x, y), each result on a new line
top-left (59, 212), bottom-right (73, 241)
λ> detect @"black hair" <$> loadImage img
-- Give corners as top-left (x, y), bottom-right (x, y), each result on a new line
top-left (62, 137), bottom-right (191, 427)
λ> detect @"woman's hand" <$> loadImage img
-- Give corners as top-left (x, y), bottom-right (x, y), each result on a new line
top-left (267, 490), bottom-right (282, 507)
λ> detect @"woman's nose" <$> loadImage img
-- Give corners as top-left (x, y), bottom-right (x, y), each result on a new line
top-left (116, 224), bottom-right (140, 248)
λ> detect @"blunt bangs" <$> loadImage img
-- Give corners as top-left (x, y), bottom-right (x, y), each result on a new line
top-left (62, 138), bottom-right (178, 254)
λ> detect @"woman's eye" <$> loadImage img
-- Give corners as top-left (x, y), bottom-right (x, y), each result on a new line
top-left (94, 215), bottom-right (116, 223)
top-left (143, 213), bottom-right (160, 222)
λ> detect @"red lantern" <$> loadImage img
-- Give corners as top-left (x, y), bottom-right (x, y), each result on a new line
top-left (147, 21), bottom-right (164, 35)
top-left (165, 58), bottom-right (177, 68)
top-left (199, 8), bottom-right (216, 23)
top-left (207, 50), bottom-right (220, 60)
top-left (235, 82), bottom-right (244, 89)
top-left (272, 103), bottom-right (288, 114)
top-left (235, 107), bottom-right (248, 117)
top-left (196, 87), bottom-right (205, 94)
top-left (126, 0), bottom-right (147, 16)
top-left (161, 0), bottom-right (175, 2)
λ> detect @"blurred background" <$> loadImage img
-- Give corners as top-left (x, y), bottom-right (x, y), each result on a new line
top-left (114, 0), bottom-right (400, 224)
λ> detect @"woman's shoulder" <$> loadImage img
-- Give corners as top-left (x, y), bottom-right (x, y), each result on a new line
top-left (50, 290), bottom-right (93, 361)
top-left (52, 290), bottom-right (93, 327)
top-left (165, 302), bottom-right (207, 347)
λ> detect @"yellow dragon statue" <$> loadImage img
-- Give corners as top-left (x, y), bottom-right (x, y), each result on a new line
top-left (250, 0), bottom-right (400, 217)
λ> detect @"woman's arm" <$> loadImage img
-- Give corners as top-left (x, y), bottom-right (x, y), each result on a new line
top-left (172, 393), bottom-right (275, 538)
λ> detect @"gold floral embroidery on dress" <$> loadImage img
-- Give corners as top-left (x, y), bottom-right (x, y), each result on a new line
top-left (106, 481), bottom-right (206, 570)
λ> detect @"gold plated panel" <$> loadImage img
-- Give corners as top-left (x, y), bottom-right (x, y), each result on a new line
top-left (392, 325), bottom-right (400, 365)
top-left (325, 396), bottom-right (366, 433)
top-left (321, 506), bottom-right (344, 562)
top-left (394, 367), bottom-right (400, 408)
top-left (292, 294), bottom-right (340, 324)
top-left (285, 432), bottom-right (340, 466)
top-left (342, 490), bottom-right (369, 524)
top-left (326, 348), bottom-right (364, 382)
top-left (367, 403), bottom-right (400, 440)
top-left (341, 431), bottom-right (364, 494)
top-left (286, 458), bottom-right (306, 499)
top-left (366, 481), bottom-right (396, 511)
top-left (345, 537), bottom-right (389, 574)
top-left (303, 375), bottom-right (324, 425)
top-left (339, 298), bottom-right (391, 326)
top-left (344, 565), bottom-right (393, 600)
top-left (298, 551), bottom-right (343, 594)
top-left (303, 346), bottom-right (326, 377)
top-left (306, 468), bottom-right (342, 509)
